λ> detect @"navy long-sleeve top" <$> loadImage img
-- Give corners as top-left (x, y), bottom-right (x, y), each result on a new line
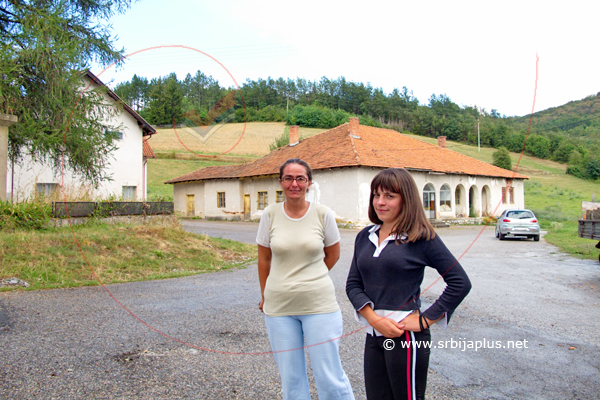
top-left (346, 225), bottom-right (471, 324)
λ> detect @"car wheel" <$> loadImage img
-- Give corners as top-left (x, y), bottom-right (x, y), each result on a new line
top-left (533, 235), bottom-right (540, 242)
top-left (499, 233), bottom-right (506, 240)
top-left (495, 229), bottom-right (499, 238)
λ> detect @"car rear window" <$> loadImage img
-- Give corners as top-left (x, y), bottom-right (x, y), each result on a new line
top-left (506, 211), bottom-right (534, 219)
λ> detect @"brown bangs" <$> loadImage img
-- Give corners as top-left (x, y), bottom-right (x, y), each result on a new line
top-left (370, 169), bottom-right (402, 197)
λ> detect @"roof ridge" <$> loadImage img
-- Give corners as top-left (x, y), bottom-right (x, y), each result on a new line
top-left (348, 134), bottom-right (362, 165)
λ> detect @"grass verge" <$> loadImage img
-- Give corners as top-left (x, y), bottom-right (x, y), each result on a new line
top-left (147, 158), bottom-right (240, 200)
top-left (0, 218), bottom-right (257, 291)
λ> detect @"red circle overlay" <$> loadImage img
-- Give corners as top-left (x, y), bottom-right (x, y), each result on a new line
top-left (60, 51), bottom-right (540, 355)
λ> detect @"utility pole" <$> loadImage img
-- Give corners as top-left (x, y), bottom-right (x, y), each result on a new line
top-left (478, 117), bottom-right (480, 152)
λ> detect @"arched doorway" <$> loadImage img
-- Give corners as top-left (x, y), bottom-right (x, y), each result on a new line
top-left (455, 184), bottom-right (467, 217)
top-left (423, 183), bottom-right (436, 219)
top-left (469, 185), bottom-right (479, 217)
top-left (481, 186), bottom-right (491, 216)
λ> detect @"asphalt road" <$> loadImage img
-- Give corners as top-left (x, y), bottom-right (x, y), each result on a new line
top-left (1, 220), bottom-right (599, 399)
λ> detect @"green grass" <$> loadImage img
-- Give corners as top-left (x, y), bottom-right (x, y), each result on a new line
top-left (147, 158), bottom-right (241, 200)
top-left (0, 218), bottom-right (257, 291)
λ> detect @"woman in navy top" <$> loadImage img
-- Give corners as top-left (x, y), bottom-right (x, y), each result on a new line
top-left (346, 168), bottom-right (471, 400)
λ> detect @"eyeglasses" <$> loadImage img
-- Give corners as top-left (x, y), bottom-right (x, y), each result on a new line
top-left (281, 176), bottom-right (308, 184)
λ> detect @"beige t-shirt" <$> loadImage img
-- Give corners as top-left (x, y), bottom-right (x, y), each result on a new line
top-left (256, 202), bottom-right (340, 317)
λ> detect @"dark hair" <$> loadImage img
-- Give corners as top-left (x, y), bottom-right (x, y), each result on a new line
top-left (368, 168), bottom-right (435, 243)
top-left (279, 158), bottom-right (312, 181)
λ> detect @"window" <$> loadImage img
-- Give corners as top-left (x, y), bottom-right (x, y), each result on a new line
top-left (276, 190), bottom-right (284, 203)
top-left (36, 183), bottom-right (59, 197)
top-left (506, 179), bottom-right (514, 204)
top-left (122, 186), bottom-right (137, 201)
top-left (217, 192), bottom-right (226, 208)
top-left (502, 187), bottom-right (515, 204)
top-left (440, 184), bottom-right (451, 211)
top-left (258, 191), bottom-right (268, 210)
top-left (506, 210), bottom-right (533, 219)
top-left (455, 187), bottom-right (461, 205)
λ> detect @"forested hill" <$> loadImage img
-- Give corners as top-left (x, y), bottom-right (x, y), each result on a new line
top-left (113, 72), bottom-right (600, 181)
top-left (511, 93), bottom-right (600, 137)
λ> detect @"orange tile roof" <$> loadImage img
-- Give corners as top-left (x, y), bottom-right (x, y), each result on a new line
top-left (143, 138), bottom-right (156, 159)
top-left (166, 121), bottom-right (528, 184)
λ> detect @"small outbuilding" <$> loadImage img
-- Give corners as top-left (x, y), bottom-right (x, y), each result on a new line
top-left (166, 118), bottom-right (527, 225)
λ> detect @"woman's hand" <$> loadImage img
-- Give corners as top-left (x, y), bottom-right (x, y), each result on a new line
top-left (359, 305), bottom-right (405, 338)
top-left (258, 297), bottom-right (264, 313)
top-left (399, 313), bottom-right (422, 332)
top-left (400, 312), bottom-right (442, 332)
top-left (370, 317), bottom-right (406, 338)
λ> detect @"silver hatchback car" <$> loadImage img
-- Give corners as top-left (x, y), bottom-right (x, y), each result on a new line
top-left (495, 209), bottom-right (541, 241)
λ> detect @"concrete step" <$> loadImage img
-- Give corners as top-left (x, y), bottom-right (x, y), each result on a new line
top-left (430, 219), bottom-right (450, 228)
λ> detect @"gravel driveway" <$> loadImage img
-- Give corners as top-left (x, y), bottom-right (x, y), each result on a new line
top-left (1, 220), bottom-right (599, 399)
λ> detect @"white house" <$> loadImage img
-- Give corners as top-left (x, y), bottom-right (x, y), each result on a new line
top-left (6, 71), bottom-right (156, 202)
top-left (166, 118), bottom-right (528, 225)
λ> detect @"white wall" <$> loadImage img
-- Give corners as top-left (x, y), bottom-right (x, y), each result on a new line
top-left (205, 179), bottom-right (242, 219)
top-left (241, 176), bottom-right (280, 220)
top-left (311, 168), bottom-right (375, 225)
top-left (170, 167), bottom-right (527, 222)
top-left (173, 181), bottom-right (205, 217)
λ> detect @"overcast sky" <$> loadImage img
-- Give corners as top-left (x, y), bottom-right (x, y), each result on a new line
top-left (97, 0), bottom-right (600, 117)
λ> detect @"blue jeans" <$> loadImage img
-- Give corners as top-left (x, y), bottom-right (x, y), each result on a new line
top-left (264, 310), bottom-right (355, 400)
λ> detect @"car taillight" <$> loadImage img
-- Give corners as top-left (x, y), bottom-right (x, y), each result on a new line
top-left (531, 219), bottom-right (537, 223)
top-left (503, 219), bottom-right (510, 222)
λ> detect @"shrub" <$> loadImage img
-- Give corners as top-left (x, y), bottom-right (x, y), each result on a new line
top-left (585, 159), bottom-right (600, 180)
top-left (0, 200), bottom-right (52, 230)
top-left (269, 128), bottom-right (290, 151)
top-left (492, 147), bottom-right (512, 170)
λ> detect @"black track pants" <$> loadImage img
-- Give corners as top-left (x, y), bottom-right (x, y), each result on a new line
top-left (364, 329), bottom-right (431, 400)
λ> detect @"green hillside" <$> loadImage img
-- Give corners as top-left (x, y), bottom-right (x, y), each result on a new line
top-left (512, 93), bottom-right (600, 138)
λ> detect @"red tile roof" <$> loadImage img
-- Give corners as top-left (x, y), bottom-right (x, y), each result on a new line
top-left (143, 138), bottom-right (156, 159)
top-left (166, 121), bottom-right (528, 184)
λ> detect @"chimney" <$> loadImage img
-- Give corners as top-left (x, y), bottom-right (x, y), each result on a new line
top-left (349, 117), bottom-right (360, 138)
top-left (438, 136), bottom-right (447, 149)
top-left (289, 125), bottom-right (299, 146)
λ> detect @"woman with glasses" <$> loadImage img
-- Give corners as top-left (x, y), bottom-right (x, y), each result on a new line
top-left (256, 158), bottom-right (354, 400)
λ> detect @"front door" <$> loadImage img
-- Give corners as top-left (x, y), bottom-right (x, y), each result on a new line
top-left (423, 184), bottom-right (436, 219)
top-left (243, 194), bottom-right (250, 220)
top-left (186, 194), bottom-right (195, 217)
